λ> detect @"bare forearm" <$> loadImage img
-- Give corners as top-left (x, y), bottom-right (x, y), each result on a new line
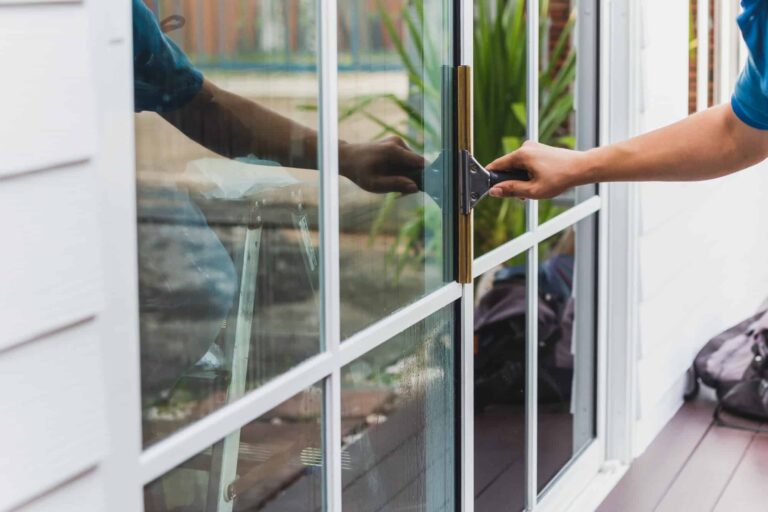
top-left (163, 79), bottom-right (319, 168)
top-left (584, 104), bottom-right (768, 184)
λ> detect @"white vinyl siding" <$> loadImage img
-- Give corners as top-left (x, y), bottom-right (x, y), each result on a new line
top-left (0, 1), bottom-right (115, 510)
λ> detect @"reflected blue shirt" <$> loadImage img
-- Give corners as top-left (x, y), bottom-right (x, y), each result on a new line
top-left (732, 0), bottom-right (768, 129)
top-left (133, 0), bottom-right (203, 113)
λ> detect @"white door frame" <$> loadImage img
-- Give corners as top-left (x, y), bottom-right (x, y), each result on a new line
top-left (94, 0), bottom-right (619, 510)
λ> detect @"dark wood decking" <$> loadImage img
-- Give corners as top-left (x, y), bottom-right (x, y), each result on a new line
top-left (598, 392), bottom-right (768, 512)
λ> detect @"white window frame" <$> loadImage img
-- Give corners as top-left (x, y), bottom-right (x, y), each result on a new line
top-left (95, 0), bottom-right (611, 510)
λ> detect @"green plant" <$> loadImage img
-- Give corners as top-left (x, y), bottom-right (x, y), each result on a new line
top-left (473, 0), bottom-right (577, 256)
top-left (341, 0), bottom-right (578, 275)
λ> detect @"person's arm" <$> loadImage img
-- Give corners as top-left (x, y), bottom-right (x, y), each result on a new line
top-left (162, 79), bottom-right (422, 194)
top-left (486, 103), bottom-right (768, 199)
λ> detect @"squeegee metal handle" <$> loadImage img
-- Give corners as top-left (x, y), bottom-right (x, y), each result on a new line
top-left (489, 169), bottom-right (530, 186)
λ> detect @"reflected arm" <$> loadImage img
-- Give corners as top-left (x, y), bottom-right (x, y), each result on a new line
top-left (162, 79), bottom-right (320, 169)
top-left (160, 79), bottom-right (422, 194)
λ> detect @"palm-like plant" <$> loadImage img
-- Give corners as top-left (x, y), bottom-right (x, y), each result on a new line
top-left (341, 0), bottom-right (577, 274)
top-left (473, 0), bottom-right (576, 255)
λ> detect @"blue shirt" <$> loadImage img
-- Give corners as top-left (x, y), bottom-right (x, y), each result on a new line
top-left (732, 0), bottom-right (768, 129)
top-left (133, 0), bottom-right (203, 113)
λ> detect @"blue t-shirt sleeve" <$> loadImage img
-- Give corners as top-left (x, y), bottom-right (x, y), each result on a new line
top-left (132, 0), bottom-right (203, 113)
top-left (732, 0), bottom-right (768, 129)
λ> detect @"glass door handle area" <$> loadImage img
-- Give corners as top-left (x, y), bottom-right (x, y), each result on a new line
top-left (459, 149), bottom-right (529, 215)
top-left (456, 64), bottom-right (530, 283)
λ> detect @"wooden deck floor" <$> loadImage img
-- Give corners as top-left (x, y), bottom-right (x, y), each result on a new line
top-left (597, 391), bottom-right (768, 512)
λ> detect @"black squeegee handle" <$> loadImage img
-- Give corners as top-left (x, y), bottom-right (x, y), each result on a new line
top-left (489, 169), bottom-right (531, 186)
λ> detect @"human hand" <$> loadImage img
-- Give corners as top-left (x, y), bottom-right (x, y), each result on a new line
top-left (486, 140), bottom-right (591, 199)
top-left (339, 136), bottom-right (424, 194)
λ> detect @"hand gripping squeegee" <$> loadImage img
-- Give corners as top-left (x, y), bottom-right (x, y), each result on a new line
top-left (420, 150), bottom-right (530, 214)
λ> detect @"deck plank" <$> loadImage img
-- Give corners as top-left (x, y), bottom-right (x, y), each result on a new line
top-left (596, 398), bottom-right (714, 512)
top-left (654, 422), bottom-right (756, 512)
top-left (713, 433), bottom-right (768, 512)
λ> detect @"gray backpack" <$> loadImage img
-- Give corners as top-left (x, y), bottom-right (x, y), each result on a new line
top-left (688, 309), bottom-right (768, 426)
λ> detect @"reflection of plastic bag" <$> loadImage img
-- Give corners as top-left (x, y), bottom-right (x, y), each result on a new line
top-left (185, 157), bottom-right (298, 201)
top-left (137, 184), bottom-right (237, 400)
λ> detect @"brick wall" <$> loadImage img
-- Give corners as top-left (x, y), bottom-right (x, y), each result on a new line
top-left (688, 0), bottom-right (715, 114)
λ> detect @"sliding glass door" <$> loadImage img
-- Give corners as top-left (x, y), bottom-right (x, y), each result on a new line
top-left (134, 0), bottom-right (459, 510)
top-left (129, 0), bottom-right (601, 510)
top-left (470, 0), bottom-right (601, 509)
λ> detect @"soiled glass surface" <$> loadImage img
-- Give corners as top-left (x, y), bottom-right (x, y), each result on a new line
top-left (337, 0), bottom-right (455, 339)
top-left (341, 306), bottom-right (455, 510)
top-left (144, 385), bottom-right (323, 511)
top-left (133, 0), bottom-right (323, 445)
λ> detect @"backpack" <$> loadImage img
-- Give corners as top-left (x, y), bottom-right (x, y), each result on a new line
top-left (688, 309), bottom-right (768, 426)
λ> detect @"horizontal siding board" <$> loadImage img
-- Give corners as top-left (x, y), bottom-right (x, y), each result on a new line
top-left (14, 470), bottom-right (104, 512)
top-left (637, 200), bottom-right (718, 302)
top-left (0, 3), bottom-right (94, 177)
top-left (0, 322), bottom-right (106, 511)
top-left (638, 182), bottom-right (704, 234)
top-left (0, 163), bottom-right (103, 351)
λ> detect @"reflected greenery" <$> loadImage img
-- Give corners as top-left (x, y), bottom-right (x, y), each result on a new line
top-left (474, 0), bottom-right (576, 255)
top-left (338, 0), bottom-right (577, 272)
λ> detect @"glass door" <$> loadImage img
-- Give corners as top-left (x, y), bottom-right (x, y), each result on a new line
top-left (132, 0), bottom-right (460, 510)
top-left (467, 0), bottom-right (601, 510)
top-left (129, 0), bottom-right (600, 510)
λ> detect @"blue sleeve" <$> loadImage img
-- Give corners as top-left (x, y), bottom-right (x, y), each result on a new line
top-left (731, 0), bottom-right (768, 130)
top-left (132, 0), bottom-right (203, 113)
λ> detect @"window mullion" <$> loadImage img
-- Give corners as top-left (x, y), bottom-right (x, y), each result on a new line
top-left (318, 0), bottom-right (341, 509)
top-left (525, 0), bottom-right (540, 509)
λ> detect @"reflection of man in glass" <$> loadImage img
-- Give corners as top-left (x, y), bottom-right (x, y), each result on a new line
top-left (134, 0), bottom-right (423, 193)
top-left (134, 0), bottom-right (423, 401)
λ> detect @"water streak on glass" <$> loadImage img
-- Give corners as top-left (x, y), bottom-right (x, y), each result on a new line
top-left (143, 384), bottom-right (324, 511)
top-left (341, 307), bottom-right (455, 510)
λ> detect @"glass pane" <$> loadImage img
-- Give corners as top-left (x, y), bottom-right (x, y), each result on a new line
top-left (473, 0), bottom-right (528, 256)
top-left (337, 0), bottom-right (455, 338)
top-left (133, 0), bottom-right (322, 445)
top-left (538, 0), bottom-right (596, 223)
top-left (144, 384), bottom-right (323, 511)
top-left (341, 306), bottom-right (455, 510)
top-left (537, 217), bottom-right (597, 492)
top-left (474, 251), bottom-right (527, 511)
